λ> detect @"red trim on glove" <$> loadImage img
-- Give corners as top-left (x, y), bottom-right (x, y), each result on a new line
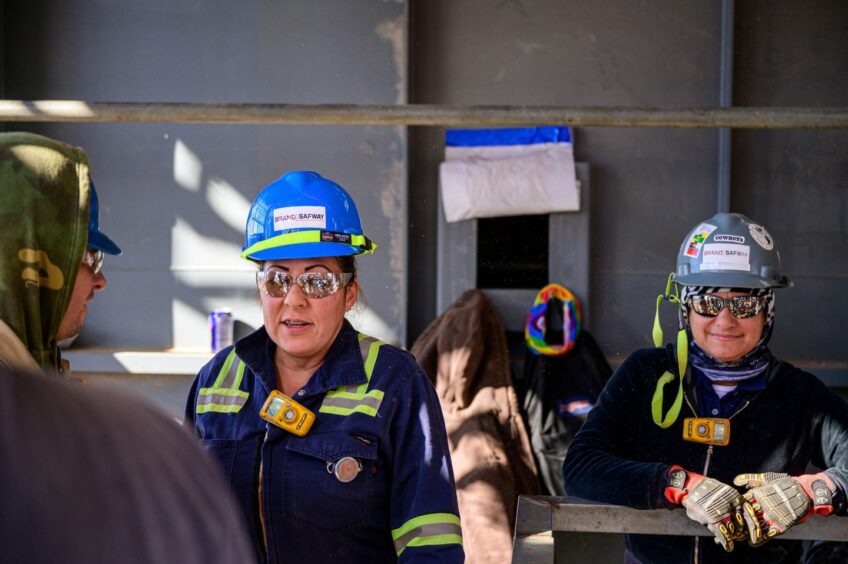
top-left (664, 465), bottom-right (695, 506)
top-left (794, 472), bottom-right (836, 517)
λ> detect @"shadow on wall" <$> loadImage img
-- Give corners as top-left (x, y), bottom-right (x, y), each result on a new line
top-left (57, 128), bottom-right (400, 352)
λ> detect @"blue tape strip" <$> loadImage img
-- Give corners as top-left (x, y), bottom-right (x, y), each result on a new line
top-left (445, 126), bottom-right (571, 147)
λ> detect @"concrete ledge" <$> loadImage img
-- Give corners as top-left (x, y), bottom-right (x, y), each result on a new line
top-left (63, 350), bottom-right (213, 375)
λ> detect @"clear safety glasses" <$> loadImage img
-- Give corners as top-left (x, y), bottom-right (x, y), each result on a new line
top-left (256, 270), bottom-right (353, 299)
top-left (688, 294), bottom-right (766, 319)
top-left (82, 248), bottom-right (104, 276)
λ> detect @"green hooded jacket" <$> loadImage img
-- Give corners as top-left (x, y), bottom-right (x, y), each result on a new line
top-left (0, 132), bottom-right (90, 371)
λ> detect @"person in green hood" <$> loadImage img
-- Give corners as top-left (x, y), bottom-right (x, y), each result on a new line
top-left (0, 132), bottom-right (121, 373)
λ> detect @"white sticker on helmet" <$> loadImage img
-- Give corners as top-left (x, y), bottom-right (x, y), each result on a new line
top-left (713, 234), bottom-right (745, 244)
top-left (273, 206), bottom-right (327, 231)
top-left (700, 243), bottom-right (751, 271)
top-left (748, 223), bottom-right (774, 250)
top-left (683, 223), bottom-right (717, 258)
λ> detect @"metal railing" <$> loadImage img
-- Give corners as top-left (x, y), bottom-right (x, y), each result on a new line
top-left (512, 495), bottom-right (848, 563)
top-left (1, 100), bottom-right (847, 128)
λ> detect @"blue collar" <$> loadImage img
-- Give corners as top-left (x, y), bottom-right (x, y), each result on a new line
top-left (692, 367), bottom-right (767, 418)
top-left (235, 321), bottom-right (367, 396)
top-left (734, 373), bottom-right (767, 392)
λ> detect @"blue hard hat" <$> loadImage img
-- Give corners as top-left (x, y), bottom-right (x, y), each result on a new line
top-left (241, 171), bottom-right (376, 261)
top-left (88, 181), bottom-right (122, 255)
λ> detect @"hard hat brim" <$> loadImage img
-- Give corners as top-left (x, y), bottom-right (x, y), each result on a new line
top-left (673, 271), bottom-right (790, 289)
top-left (245, 241), bottom-right (367, 262)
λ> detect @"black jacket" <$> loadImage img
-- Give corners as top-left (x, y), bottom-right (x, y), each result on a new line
top-left (520, 330), bottom-right (611, 496)
top-left (562, 347), bottom-right (848, 564)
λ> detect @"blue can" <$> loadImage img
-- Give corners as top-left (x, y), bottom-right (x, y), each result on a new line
top-left (210, 308), bottom-right (234, 352)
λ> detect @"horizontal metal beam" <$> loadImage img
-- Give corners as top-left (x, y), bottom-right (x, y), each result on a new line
top-left (1, 100), bottom-right (847, 128)
top-left (515, 496), bottom-right (848, 542)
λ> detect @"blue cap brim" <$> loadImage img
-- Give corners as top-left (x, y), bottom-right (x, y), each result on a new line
top-left (87, 180), bottom-right (122, 255)
top-left (88, 230), bottom-right (122, 255)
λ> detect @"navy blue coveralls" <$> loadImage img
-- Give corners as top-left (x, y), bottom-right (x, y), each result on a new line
top-left (186, 322), bottom-right (464, 563)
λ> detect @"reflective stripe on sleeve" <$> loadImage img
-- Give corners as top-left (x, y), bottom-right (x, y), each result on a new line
top-left (391, 513), bottom-right (463, 556)
top-left (319, 333), bottom-right (385, 417)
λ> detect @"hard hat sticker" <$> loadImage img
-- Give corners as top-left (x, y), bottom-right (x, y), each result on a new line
top-left (320, 231), bottom-right (352, 243)
top-left (713, 234), bottom-right (745, 244)
top-left (273, 206), bottom-right (327, 231)
top-left (684, 223), bottom-right (717, 258)
top-left (748, 224), bottom-right (774, 250)
top-left (701, 243), bottom-right (751, 271)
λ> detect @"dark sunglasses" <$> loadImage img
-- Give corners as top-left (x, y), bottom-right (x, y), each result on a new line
top-left (688, 294), bottom-right (765, 319)
top-left (257, 269), bottom-right (353, 299)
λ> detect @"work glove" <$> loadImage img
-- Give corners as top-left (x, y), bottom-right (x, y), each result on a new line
top-left (664, 465), bottom-right (747, 552)
top-left (733, 471), bottom-right (838, 547)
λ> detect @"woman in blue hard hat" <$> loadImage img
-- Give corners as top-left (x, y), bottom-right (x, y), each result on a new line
top-left (563, 213), bottom-right (848, 563)
top-left (185, 171), bottom-right (463, 564)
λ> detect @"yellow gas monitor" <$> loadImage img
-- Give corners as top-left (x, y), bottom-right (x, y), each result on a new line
top-left (260, 390), bottom-right (315, 437)
top-left (682, 417), bottom-right (730, 446)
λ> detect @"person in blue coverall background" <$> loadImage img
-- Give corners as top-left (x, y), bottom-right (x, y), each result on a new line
top-left (185, 171), bottom-right (464, 563)
top-left (563, 213), bottom-right (848, 563)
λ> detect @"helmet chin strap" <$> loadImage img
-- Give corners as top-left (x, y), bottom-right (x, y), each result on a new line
top-left (651, 273), bottom-right (687, 428)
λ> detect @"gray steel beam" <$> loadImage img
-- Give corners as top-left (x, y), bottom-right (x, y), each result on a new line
top-left (514, 495), bottom-right (848, 543)
top-left (1, 100), bottom-right (847, 128)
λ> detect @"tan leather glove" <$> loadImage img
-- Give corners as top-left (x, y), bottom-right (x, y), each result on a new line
top-left (664, 466), bottom-right (747, 552)
top-left (733, 472), bottom-right (837, 547)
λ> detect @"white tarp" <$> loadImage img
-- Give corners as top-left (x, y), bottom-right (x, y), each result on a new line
top-left (439, 127), bottom-right (579, 223)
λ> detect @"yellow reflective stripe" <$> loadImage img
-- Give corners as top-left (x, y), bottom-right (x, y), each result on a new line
top-left (392, 513), bottom-right (463, 555)
top-left (197, 351), bottom-right (250, 415)
top-left (218, 357), bottom-right (246, 391)
top-left (240, 230), bottom-right (375, 259)
top-left (198, 338), bottom-right (250, 405)
top-left (196, 403), bottom-right (244, 414)
top-left (392, 513), bottom-right (461, 539)
top-left (322, 389), bottom-right (383, 401)
top-left (232, 360), bottom-right (246, 390)
top-left (319, 404), bottom-right (378, 417)
top-left (211, 349), bottom-right (237, 388)
top-left (196, 387), bottom-right (249, 414)
top-left (319, 333), bottom-right (385, 417)
top-left (335, 382), bottom-right (367, 395)
top-left (357, 333), bottom-right (382, 381)
top-left (363, 340), bottom-right (382, 380)
top-left (405, 534), bottom-right (464, 552)
top-left (319, 390), bottom-right (384, 417)
top-left (199, 388), bottom-right (249, 397)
